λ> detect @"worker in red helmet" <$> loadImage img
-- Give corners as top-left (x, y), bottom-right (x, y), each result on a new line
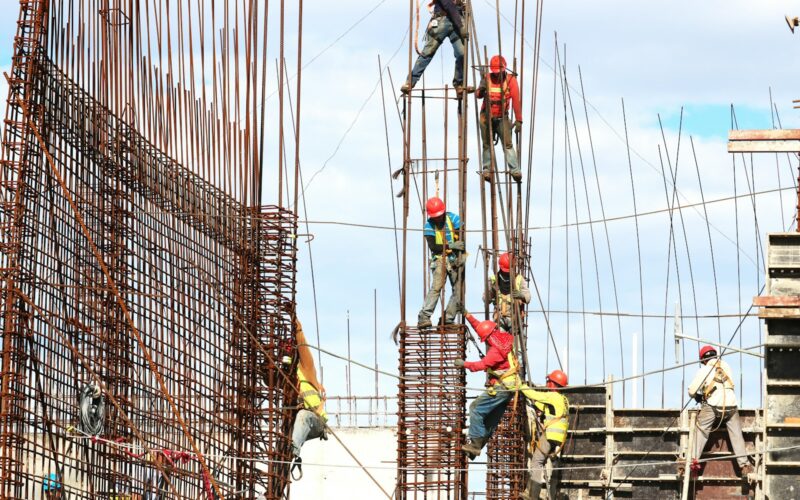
top-left (686, 345), bottom-right (752, 478)
top-left (418, 197), bottom-right (464, 328)
top-left (484, 252), bottom-right (530, 332)
top-left (475, 55), bottom-right (523, 182)
top-left (401, 0), bottom-right (468, 94)
top-left (520, 370), bottom-right (570, 500)
top-left (455, 311), bottom-right (518, 459)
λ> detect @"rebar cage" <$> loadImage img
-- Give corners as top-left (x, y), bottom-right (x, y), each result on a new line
top-left (0, 1), bottom-right (299, 498)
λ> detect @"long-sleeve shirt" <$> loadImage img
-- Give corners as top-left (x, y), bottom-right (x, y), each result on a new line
top-left (432, 0), bottom-right (464, 33)
top-left (688, 358), bottom-right (737, 408)
top-left (463, 314), bottom-right (513, 384)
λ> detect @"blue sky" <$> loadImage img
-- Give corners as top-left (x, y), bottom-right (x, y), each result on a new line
top-left (0, 1), bottom-right (798, 417)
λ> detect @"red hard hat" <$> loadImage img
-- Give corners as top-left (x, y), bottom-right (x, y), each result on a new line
top-left (547, 370), bottom-right (568, 388)
top-left (475, 320), bottom-right (497, 341)
top-left (699, 345), bottom-right (717, 360)
top-left (490, 55), bottom-right (507, 74)
top-left (426, 197), bottom-right (446, 218)
top-left (498, 252), bottom-right (511, 273)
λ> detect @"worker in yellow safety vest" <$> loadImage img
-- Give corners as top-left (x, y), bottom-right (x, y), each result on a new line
top-left (483, 252), bottom-right (530, 332)
top-left (290, 320), bottom-right (328, 478)
top-left (686, 345), bottom-right (752, 478)
top-left (418, 196), bottom-right (465, 328)
top-left (520, 370), bottom-right (570, 500)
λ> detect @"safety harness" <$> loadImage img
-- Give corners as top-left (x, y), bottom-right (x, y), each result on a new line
top-left (487, 76), bottom-right (511, 118)
top-left (493, 273), bottom-right (524, 321)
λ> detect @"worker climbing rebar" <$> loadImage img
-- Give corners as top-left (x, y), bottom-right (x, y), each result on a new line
top-left (484, 251), bottom-right (531, 332)
top-left (520, 370), bottom-right (570, 500)
top-left (401, 0), bottom-right (469, 94)
top-left (686, 345), bottom-right (753, 479)
top-left (289, 319), bottom-right (329, 480)
top-left (476, 55), bottom-right (523, 182)
top-left (418, 197), bottom-right (465, 328)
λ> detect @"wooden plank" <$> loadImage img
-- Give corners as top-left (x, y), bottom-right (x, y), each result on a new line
top-left (729, 129), bottom-right (800, 140)
top-left (728, 140), bottom-right (800, 153)
top-left (759, 307), bottom-right (800, 319)
top-left (754, 295), bottom-right (800, 306)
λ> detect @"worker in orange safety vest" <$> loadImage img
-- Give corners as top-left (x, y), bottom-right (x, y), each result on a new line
top-left (476, 55), bottom-right (522, 182)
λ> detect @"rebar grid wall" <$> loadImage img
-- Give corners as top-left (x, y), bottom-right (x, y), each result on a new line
top-left (0, 1), bottom-right (301, 498)
top-left (397, 324), bottom-right (468, 498)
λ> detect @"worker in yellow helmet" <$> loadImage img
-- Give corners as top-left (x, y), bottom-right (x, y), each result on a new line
top-left (290, 320), bottom-right (328, 479)
top-left (520, 370), bottom-right (570, 500)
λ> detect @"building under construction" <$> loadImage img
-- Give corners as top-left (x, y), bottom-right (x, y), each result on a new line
top-left (0, 1), bottom-right (798, 499)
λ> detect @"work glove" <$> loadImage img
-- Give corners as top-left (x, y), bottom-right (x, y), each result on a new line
top-left (513, 120), bottom-right (523, 134)
top-left (510, 289), bottom-right (525, 300)
top-left (454, 359), bottom-right (466, 368)
top-left (449, 240), bottom-right (465, 252)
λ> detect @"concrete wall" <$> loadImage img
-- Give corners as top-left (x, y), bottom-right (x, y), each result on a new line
top-left (289, 427), bottom-right (397, 499)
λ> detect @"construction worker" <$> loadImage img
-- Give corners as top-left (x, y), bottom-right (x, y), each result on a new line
top-left (418, 196), bottom-right (464, 328)
top-left (476, 55), bottom-right (522, 182)
top-left (484, 252), bottom-right (530, 332)
top-left (520, 370), bottom-right (570, 500)
top-left (401, 0), bottom-right (468, 94)
top-left (687, 346), bottom-right (753, 477)
top-left (456, 312), bottom-right (517, 459)
top-left (290, 319), bottom-right (328, 479)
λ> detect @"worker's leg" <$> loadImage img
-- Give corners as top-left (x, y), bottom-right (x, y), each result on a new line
top-left (500, 115), bottom-right (520, 177)
top-left (693, 404), bottom-right (716, 461)
top-left (529, 434), bottom-right (552, 494)
top-left (480, 113), bottom-right (493, 172)
top-left (291, 409), bottom-right (318, 457)
top-left (723, 408), bottom-right (750, 467)
top-left (408, 18), bottom-right (446, 87)
top-left (444, 258), bottom-right (462, 324)
top-left (445, 19), bottom-right (465, 86)
top-left (418, 258), bottom-right (446, 324)
top-left (468, 389), bottom-right (512, 441)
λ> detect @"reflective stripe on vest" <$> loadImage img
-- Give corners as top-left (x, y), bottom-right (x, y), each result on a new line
top-left (535, 394), bottom-right (569, 444)
top-left (434, 214), bottom-right (457, 247)
top-left (488, 78), bottom-right (511, 117)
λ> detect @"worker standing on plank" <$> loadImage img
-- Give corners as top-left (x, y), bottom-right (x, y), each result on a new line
top-left (401, 0), bottom-right (468, 94)
top-left (456, 312), bottom-right (517, 459)
top-left (687, 345), bottom-right (753, 477)
top-left (520, 370), bottom-right (570, 500)
top-left (476, 55), bottom-right (523, 182)
top-left (484, 252), bottom-right (530, 332)
top-left (42, 473), bottom-right (63, 500)
top-left (290, 319), bottom-right (328, 479)
top-left (418, 197), bottom-right (464, 328)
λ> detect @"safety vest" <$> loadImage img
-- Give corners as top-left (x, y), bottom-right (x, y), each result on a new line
top-left (495, 274), bottom-right (524, 318)
top-left (298, 367), bottom-right (328, 421)
top-left (491, 352), bottom-right (521, 387)
top-left (534, 393), bottom-right (569, 444)
top-left (433, 214), bottom-right (457, 247)
top-left (487, 77), bottom-right (511, 118)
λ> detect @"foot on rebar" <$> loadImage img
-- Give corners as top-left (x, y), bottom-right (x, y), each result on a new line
top-left (417, 318), bottom-right (432, 329)
top-left (481, 170), bottom-right (492, 182)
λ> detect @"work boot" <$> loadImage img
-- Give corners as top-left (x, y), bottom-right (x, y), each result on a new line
top-left (462, 437), bottom-right (486, 460)
top-left (510, 168), bottom-right (522, 182)
top-left (740, 463), bottom-right (754, 478)
top-left (417, 318), bottom-right (432, 329)
top-left (400, 81), bottom-right (413, 94)
top-left (481, 169), bottom-right (492, 183)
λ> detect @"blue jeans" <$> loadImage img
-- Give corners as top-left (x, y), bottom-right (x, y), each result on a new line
top-left (408, 15), bottom-right (464, 87)
top-left (291, 409), bottom-right (326, 457)
top-left (468, 387), bottom-right (514, 441)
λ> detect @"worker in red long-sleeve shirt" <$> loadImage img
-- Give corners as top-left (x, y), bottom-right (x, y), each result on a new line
top-left (455, 311), bottom-right (518, 459)
top-left (476, 55), bottom-right (522, 182)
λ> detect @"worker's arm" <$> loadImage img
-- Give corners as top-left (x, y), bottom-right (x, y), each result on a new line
top-left (437, 0), bottom-right (465, 33)
top-left (509, 76), bottom-right (522, 122)
top-left (476, 76), bottom-right (487, 99)
top-left (482, 275), bottom-right (497, 304)
top-left (520, 388), bottom-right (567, 418)
top-left (464, 345), bottom-right (503, 372)
top-left (514, 278), bottom-right (531, 304)
top-left (425, 234), bottom-right (444, 255)
top-left (687, 366), bottom-right (709, 398)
